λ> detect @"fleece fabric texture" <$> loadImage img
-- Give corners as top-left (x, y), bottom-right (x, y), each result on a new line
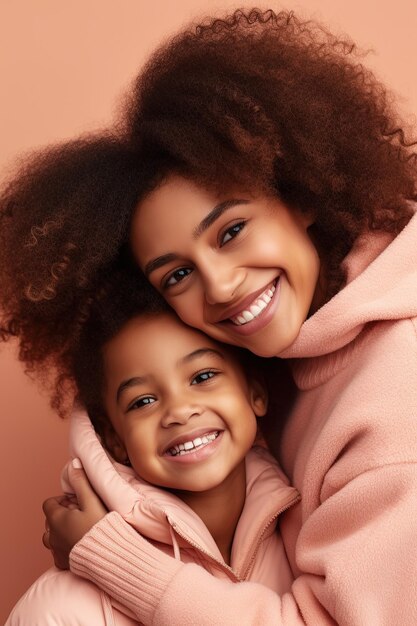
top-left (6, 411), bottom-right (298, 626)
top-left (68, 211), bottom-right (417, 625)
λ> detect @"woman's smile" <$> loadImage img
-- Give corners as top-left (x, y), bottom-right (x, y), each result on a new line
top-left (131, 175), bottom-right (320, 357)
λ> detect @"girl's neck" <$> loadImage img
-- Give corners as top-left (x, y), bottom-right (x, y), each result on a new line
top-left (172, 460), bottom-right (247, 565)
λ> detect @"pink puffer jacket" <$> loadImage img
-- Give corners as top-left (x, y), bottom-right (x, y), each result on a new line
top-left (6, 409), bottom-right (299, 625)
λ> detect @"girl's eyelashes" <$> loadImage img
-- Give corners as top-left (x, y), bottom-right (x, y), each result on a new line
top-left (219, 220), bottom-right (246, 246)
top-left (127, 396), bottom-right (156, 412)
top-left (191, 369), bottom-right (220, 385)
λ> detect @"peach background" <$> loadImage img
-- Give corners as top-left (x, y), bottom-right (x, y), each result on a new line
top-left (0, 0), bottom-right (416, 621)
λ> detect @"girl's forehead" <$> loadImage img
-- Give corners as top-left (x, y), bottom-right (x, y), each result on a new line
top-left (106, 312), bottom-right (229, 360)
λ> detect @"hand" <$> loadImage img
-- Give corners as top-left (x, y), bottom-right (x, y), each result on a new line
top-left (42, 459), bottom-right (108, 569)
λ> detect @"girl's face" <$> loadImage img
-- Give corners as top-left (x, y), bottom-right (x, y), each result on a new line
top-left (102, 313), bottom-right (265, 494)
top-left (131, 175), bottom-right (320, 357)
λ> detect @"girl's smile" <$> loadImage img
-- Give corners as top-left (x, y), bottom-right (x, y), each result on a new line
top-left (131, 175), bottom-right (321, 357)
top-left (102, 312), bottom-right (266, 493)
top-left (163, 430), bottom-right (224, 465)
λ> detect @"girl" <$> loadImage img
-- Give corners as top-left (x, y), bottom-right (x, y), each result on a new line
top-left (7, 268), bottom-right (298, 625)
top-left (1, 8), bottom-right (416, 625)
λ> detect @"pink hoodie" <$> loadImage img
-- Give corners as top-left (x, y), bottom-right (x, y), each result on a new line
top-left (6, 411), bottom-right (299, 625)
top-left (66, 210), bottom-right (417, 625)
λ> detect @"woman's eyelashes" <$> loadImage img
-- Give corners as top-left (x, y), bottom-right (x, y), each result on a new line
top-left (162, 220), bottom-right (247, 289)
top-left (219, 220), bottom-right (246, 246)
top-left (164, 267), bottom-right (192, 288)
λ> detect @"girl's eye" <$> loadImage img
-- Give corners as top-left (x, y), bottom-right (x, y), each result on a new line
top-left (165, 267), bottom-right (192, 288)
top-left (220, 221), bottom-right (246, 246)
top-left (127, 396), bottom-right (156, 412)
top-left (191, 370), bottom-right (218, 385)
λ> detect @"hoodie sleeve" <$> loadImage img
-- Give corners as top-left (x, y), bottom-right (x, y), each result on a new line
top-left (70, 460), bottom-right (417, 625)
top-left (70, 512), bottom-right (306, 625)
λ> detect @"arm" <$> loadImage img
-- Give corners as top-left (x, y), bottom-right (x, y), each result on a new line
top-left (45, 452), bottom-right (417, 625)
top-left (69, 465), bottom-right (417, 626)
top-left (45, 462), bottom-right (305, 625)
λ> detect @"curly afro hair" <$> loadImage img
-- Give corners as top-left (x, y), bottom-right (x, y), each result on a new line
top-left (1, 8), bottom-right (416, 396)
top-left (128, 8), bottom-right (416, 292)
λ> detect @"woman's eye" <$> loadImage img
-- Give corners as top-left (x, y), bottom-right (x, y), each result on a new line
top-left (191, 370), bottom-right (217, 385)
top-left (165, 267), bottom-right (192, 287)
top-left (220, 221), bottom-right (246, 246)
top-left (127, 396), bottom-right (156, 412)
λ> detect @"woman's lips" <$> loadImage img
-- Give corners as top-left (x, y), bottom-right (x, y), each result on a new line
top-left (230, 282), bottom-right (276, 325)
top-left (219, 277), bottom-right (281, 337)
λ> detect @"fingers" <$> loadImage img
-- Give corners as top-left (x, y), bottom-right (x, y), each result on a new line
top-left (42, 496), bottom-right (64, 518)
top-left (67, 459), bottom-right (101, 511)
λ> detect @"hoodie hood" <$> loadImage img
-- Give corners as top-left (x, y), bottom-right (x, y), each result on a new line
top-left (280, 210), bottom-right (417, 360)
top-left (62, 409), bottom-right (298, 569)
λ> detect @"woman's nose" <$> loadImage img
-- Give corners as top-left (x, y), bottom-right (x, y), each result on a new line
top-left (201, 262), bottom-right (245, 305)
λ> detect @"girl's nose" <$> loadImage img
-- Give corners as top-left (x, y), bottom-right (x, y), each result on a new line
top-left (161, 402), bottom-right (202, 428)
top-left (202, 262), bottom-right (246, 305)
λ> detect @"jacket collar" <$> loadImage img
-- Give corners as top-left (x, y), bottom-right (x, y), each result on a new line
top-left (65, 409), bottom-right (298, 567)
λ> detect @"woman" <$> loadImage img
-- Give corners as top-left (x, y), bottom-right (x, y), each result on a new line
top-left (1, 9), bottom-right (416, 625)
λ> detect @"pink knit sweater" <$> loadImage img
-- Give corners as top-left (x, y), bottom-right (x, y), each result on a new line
top-left (70, 212), bottom-right (417, 625)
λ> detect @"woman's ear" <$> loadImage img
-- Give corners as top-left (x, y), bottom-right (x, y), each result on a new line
top-left (101, 421), bottom-right (129, 464)
top-left (249, 378), bottom-right (268, 417)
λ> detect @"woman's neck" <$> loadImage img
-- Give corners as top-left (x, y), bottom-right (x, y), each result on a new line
top-left (172, 460), bottom-right (247, 565)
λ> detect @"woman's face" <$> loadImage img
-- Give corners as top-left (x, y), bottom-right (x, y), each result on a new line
top-left (131, 175), bottom-right (320, 357)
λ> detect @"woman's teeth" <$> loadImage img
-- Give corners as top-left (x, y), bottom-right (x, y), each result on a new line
top-left (231, 283), bottom-right (276, 326)
top-left (167, 431), bottom-right (219, 456)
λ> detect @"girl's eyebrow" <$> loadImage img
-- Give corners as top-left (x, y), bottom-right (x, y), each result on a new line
top-left (143, 198), bottom-right (249, 278)
top-left (117, 375), bottom-right (148, 403)
top-left (178, 347), bottom-right (225, 366)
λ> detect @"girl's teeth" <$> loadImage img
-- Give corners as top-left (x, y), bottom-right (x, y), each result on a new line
top-left (231, 283), bottom-right (276, 326)
top-left (167, 431), bottom-right (219, 456)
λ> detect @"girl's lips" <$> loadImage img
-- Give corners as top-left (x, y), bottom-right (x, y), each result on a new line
top-left (220, 277), bottom-right (281, 337)
top-left (162, 427), bottom-right (221, 455)
top-left (163, 431), bottom-right (224, 464)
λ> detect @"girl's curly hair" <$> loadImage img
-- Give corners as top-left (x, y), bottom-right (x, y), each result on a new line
top-left (1, 8), bottom-right (416, 400)
top-left (72, 263), bottom-right (169, 433)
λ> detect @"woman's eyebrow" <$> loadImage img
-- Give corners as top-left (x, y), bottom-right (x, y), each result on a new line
top-left (144, 199), bottom-right (249, 278)
top-left (192, 198), bottom-right (249, 239)
top-left (144, 253), bottom-right (178, 278)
